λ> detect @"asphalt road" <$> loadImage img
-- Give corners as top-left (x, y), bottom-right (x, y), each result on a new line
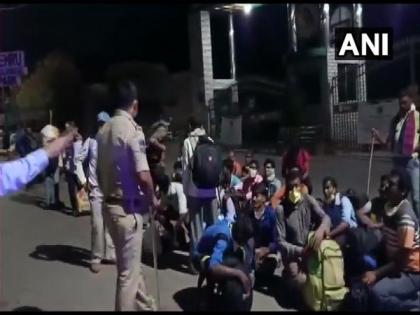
top-left (0, 148), bottom-right (393, 311)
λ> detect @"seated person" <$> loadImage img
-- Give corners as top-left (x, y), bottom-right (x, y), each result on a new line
top-left (362, 169), bottom-right (420, 311)
top-left (192, 214), bottom-right (255, 311)
top-left (155, 162), bottom-right (189, 249)
top-left (270, 167), bottom-right (309, 210)
top-left (277, 168), bottom-right (331, 289)
top-left (281, 137), bottom-right (312, 194)
top-left (241, 151), bottom-right (254, 181)
top-left (242, 159), bottom-right (263, 200)
top-left (228, 150), bottom-right (242, 177)
top-left (217, 172), bottom-right (239, 222)
top-left (345, 184), bottom-right (386, 275)
top-left (222, 158), bottom-right (242, 190)
top-left (263, 158), bottom-right (282, 199)
top-left (321, 176), bottom-right (358, 248)
top-left (250, 183), bottom-right (280, 283)
top-left (347, 175), bottom-right (389, 229)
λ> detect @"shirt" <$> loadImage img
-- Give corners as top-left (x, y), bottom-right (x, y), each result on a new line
top-left (166, 182), bottom-right (188, 215)
top-left (97, 109), bottom-right (150, 214)
top-left (252, 206), bottom-right (279, 253)
top-left (277, 194), bottom-right (329, 260)
top-left (266, 177), bottom-right (282, 199)
top-left (382, 200), bottom-right (419, 273)
top-left (194, 218), bottom-right (232, 267)
top-left (230, 175), bottom-right (242, 189)
top-left (323, 193), bottom-right (358, 230)
top-left (76, 136), bottom-right (100, 188)
top-left (0, 149), bottom-right (49, 196)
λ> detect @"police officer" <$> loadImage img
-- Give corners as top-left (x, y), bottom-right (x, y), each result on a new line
top-left (0, 131), bottom-right (74, 197)
top-left (97, 81), bottom-right (158, 311)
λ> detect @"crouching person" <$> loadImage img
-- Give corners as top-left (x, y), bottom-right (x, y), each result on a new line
top-left (250, 183), bottom-right (281, 284)
top-left (192, 214), bottom-right (255, 311)
top-left (276, 169), bottom-right (331, 291)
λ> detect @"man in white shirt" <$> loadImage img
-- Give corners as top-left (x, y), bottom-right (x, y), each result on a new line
top-left (76, 112), bottom-right (115, 273)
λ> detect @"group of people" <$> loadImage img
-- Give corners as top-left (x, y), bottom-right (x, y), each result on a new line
top-left (0, 80), bottom-right (418, 312)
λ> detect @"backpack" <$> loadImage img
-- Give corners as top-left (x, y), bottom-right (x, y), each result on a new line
top-left (303, 232), bottom-right (348, 311)
top-left (342, 280), bottom-right (371, 311)
top-left (191, 136), bottom-right (222, 189)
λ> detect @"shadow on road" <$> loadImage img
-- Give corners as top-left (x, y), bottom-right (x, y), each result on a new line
top-left (173, 286), bottom-right (201, 311)
top-left (29, 245), bottom-right (91, 268)
top-left (12, 306), bottom-right (43, 312)
top-left (254, 274), bottom-right (303, 310)
top-left (142, 250), bottom-right (191, 275)
top-left (9, 193), bottom-right (43, 207)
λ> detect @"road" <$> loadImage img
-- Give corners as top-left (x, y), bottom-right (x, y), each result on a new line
top-left (0, 149), bottom-right (392, 311)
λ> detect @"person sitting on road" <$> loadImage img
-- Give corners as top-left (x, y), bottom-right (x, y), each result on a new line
top-left (262, 158), bottom-right (282, 199)
top-left (222, 158), bottom-right (242, 191)
top-left (276, 168), bottom-right (331, 290)
top-left (227, 150), bottom-right (242, 178)
top-left (241, 151), bottom-right (255, 181)
top-left (321, 176), bottom-right (358, 249)
top-left (281, 136), bottom-right (312, 194)
top-left (192, 213), bottom-right (255, 311)
top-left (242, 159), bottom-right (263, 201)
top-left (250, 183), bottom-right (280, 284)
top-left (362, 169), bottom-right (420, 311)
top-left (154, 162), bottom-right (190, 250)
top-left (270, 167), bottom-right (309, 210)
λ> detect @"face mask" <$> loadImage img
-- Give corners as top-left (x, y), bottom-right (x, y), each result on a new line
top-left (249, 169), bottom-right (257, 178)
top-left (288, 188), bottom-right (302, 204)
top-left (266, 169), bottom-right (275, 180)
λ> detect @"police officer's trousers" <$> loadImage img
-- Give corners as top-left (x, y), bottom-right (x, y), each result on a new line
top-left (89, 188), bottom-right (115, 263)
top-left (103, 204), bottom-right (156, 311)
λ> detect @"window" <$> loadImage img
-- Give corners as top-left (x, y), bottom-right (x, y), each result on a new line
top-left (337, 63), bottom-right (357, 102)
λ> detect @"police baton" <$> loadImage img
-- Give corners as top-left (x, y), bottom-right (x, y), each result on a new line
top-left (149, 204), bottom-right (161, 310)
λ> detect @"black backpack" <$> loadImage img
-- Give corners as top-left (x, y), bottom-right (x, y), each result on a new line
top-left (191, 136), bottom-right (222, 189)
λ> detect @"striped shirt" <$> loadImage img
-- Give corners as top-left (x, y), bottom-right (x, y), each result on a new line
top-left (383, 199), bottom-right (420, 273)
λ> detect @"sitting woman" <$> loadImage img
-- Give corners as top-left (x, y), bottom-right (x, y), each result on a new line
top-left (321, 176), bottom-right (358, 248)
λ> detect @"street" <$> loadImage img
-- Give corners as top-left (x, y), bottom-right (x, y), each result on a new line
top-left (0, 151), bottom-right (393, 311)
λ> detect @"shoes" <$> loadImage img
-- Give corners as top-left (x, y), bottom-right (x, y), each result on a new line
top-left (90, 262), bottom-right (101, 273)
top-left (102, 257), bottom-right (117, 265)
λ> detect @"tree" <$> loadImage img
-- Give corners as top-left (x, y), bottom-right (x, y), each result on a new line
top-left (106, 61), bottom-right (175, 125)
top-left (16, 51), bottom-right (83, 128)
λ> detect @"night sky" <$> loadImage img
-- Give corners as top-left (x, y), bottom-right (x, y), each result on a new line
top-left (1, 3), bottom-right (420, 83)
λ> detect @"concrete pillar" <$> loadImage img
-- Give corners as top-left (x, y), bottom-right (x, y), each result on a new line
top-left (188, 10), bottom-right (214, 131)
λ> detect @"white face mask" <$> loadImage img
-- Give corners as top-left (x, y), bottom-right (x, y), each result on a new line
top-left (249, 169), bottom-right (258, 178)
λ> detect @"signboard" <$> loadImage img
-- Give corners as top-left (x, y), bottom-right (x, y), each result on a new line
top-left (357, 99), bottom-right (398, 144)
top-left (0, 51), bottom-right (26, 87)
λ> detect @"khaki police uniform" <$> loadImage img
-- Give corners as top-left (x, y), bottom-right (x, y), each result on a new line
top-left (97, 109), bottom-right (156, 311)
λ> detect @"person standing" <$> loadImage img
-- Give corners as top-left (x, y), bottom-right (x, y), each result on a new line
top-left (372, 86), bottom-right (420, 218)
top-left (97, 81), bottom-right (158, 311)
top-left (181, 117), bottom-right (218, 274)
top-left (76, 111), bottom-right (115, 273)
top-left (63, 122), bottom-right (86, 216)
top-left (40, 124), bottom-right (63, 210)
